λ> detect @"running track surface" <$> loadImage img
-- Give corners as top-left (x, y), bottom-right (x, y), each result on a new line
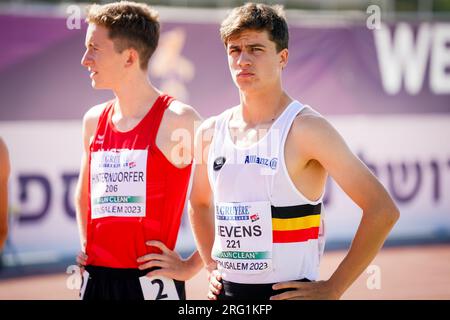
top-left (0, 245), bottom-right (449, 300)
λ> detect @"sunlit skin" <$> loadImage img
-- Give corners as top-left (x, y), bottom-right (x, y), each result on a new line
top-left (227, 30), bottom-right (288, 97)
top-left (81, 24), bottom-right (129, 91)
top-left (221, 29), bottom-right (293, 155)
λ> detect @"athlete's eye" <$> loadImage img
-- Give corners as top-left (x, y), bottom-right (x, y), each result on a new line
top-left (228, 47), bottom-right (240, 54)
top-left (88, 44), bottom-right (98, 51)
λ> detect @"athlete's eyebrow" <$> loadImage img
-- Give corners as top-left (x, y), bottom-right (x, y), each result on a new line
top-left (86, 41), bottom-right (100, 49)
top-left (228, 44), bottom-right (241, 51)
top-left (247, 43), bottom-right (266, 49)
top-left (228, 43), bottom-right (266, 50)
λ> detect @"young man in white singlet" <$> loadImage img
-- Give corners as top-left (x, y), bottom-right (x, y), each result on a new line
top-left (189, 3), bottom-right (399, 300)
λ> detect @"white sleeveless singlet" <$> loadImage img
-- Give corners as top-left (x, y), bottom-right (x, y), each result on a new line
top-left (207, 101), bottom-right (326, 284)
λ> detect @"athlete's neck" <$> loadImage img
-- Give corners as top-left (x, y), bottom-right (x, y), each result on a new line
top-left (113, 72), bottom-right (160, 119)
top-left (238, 89), bottom-right (292, 125)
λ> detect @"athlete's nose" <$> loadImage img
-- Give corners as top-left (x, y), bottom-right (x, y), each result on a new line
top-left (81, 49), bottom-right (93, 68)
top-left (237, 50), bottom-right (251, 68)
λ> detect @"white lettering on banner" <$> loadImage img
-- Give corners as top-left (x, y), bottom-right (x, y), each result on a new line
top-left (374, 23), bottom-right (431, 95)
top-left (90, 149), bottom-right (147, 219)
top-left (374, 22), bottom-right (450, 95)
top-left (430, 24), bottom-right (450, 94)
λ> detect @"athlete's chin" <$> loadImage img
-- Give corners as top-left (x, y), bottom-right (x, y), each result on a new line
top-left (234, 77), bottom-right (248, 85)
top-left (91, 80), bottom-right (110, 90)
top-left (234, 80), bottom-right (257, 92)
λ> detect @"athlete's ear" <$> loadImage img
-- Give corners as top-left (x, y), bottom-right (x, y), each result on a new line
top-left (124, 48), bottom-right (139, 68)
top-left (279, 48), bottom-right (288, 70)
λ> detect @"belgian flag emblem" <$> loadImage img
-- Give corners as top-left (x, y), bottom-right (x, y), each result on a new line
top-left (271, 204), bottom-right (321, 243)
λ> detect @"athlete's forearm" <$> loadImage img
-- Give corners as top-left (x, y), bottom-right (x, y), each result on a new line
top-left (74, 187), bottom-right (89, 250)
top-left (328, 206), bottom-right (399, 298)
top-left (188, 204), bottom-right (216, 267)
top-left (184, 250), bottom-right (204, 278)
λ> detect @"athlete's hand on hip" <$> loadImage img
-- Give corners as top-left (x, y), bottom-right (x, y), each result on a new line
top-left (270, 280), bottom-right (340, 300)
top-left (76, 251), bottom-right (88, 273)
top-left (206, 269), bottom-right (222, 300)
top-left (137, 240), bottom-right (195, 281)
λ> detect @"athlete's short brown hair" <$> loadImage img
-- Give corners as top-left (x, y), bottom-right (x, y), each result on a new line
top-left (220, 3), bottom-right (289, 52)
top-left (86, 1), bottom-right (159, 70)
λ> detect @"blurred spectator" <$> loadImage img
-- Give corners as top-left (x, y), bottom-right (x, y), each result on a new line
top-left (0, 137), bottom-right (10, 251)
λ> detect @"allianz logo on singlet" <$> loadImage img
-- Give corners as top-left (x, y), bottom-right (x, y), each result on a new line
top-left (244, 155), bottom-right (278, 170)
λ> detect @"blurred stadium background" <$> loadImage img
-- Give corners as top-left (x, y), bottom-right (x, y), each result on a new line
top-left (0, 0), bottom-right (449, 299)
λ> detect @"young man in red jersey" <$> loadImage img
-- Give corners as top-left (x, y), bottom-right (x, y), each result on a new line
top-left (75, 1), bottom-right (203, 300)
top-left (189, 3), bottom-right (400, 300)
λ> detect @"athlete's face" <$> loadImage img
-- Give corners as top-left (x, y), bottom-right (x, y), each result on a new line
top-left (226, 29), bottom-right (288, 93)
top-left (81, 24), bottom-right (127, 90)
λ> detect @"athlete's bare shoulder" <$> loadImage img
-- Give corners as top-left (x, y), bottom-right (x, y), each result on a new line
top-left (194, 107), bottom-right (236, 160)
top-left (289, 104), bottom-right (348, 160)
top-left (83, 102), bottom-right (109, 129)
top-left (197, 115), bottom-right (216, 133)
top-left (195, 105), bottom-right (236, 139)
top-left (291, 105), bottom-right (334, 137)
top-left (81, 102), bottom-right (109, 148)
top-left (166, 100), bottom-right (202, 129)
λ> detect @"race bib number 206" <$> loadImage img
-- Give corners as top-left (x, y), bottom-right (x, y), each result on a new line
top-left (90, 149), bottom-right (147, 219)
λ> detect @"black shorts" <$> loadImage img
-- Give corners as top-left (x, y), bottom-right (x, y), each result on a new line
top-left (217, 278), bottom-right (311, 300)
top-left (80, 265), bottom-right (186, 300)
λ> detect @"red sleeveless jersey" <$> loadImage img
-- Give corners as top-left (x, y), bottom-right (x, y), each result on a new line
top-left (86, 94), bottom-right (192, 268)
